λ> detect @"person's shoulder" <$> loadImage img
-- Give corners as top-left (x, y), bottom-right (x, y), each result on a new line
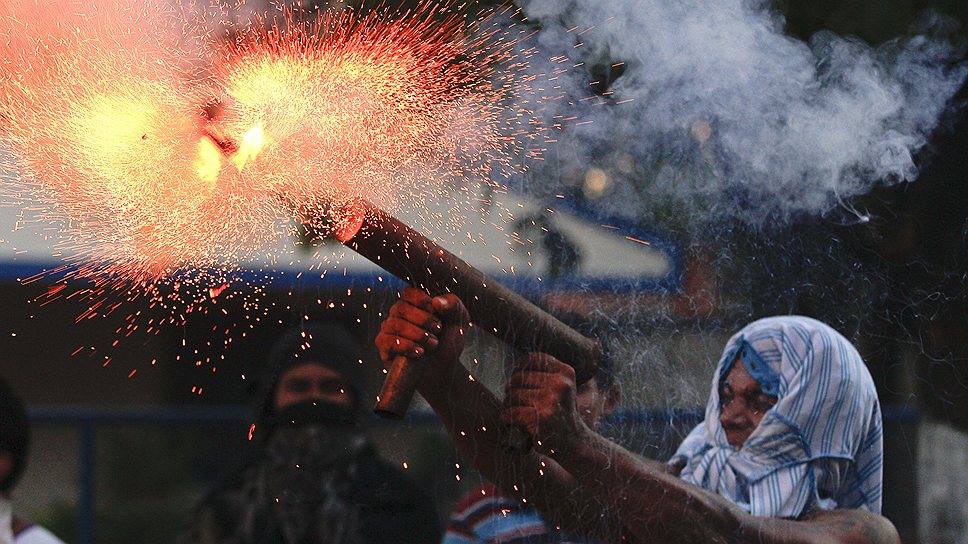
top-left (353, 451), bottom-right (437, 518)
top-left (447, 483), bottom-right (561, 544)
top-left (449, 482), bottom-right (539, 528)
top-left (353, 452), bottom-right (442, 543)
top-left (356, 451), bottom-right (425, 494)
top-left (452, 483), bottom-right (506, 515)
top-left (190, 460), bottom-right (254, 510)
top-left (14, 524), bottom-right (67, 544)
top-left (453, 482), bottom-right (503, 516)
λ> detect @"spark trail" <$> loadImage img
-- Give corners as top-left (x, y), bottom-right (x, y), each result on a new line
top-left (0, 0), bottom-right (527, 295)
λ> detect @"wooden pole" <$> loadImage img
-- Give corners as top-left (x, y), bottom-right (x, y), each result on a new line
top-left (331, 199), bottom-right (601, 420)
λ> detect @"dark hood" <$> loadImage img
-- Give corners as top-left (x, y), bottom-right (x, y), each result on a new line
top-left (254, 322), bottom-right (368, 439)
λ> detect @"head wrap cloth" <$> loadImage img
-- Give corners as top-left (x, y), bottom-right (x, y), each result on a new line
top-left (256, 322), bottom-right (368, 431)
top-left (673, 316), bottom-right (883, 518)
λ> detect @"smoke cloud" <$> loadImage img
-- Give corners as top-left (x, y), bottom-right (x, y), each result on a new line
top-left (513, 0), bottom-right (967, 225)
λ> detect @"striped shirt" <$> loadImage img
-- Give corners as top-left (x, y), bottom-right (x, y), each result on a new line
top-left (672, 316), bottom-right (883, 518)
top-left (443, 483), bottom-right (595, 544)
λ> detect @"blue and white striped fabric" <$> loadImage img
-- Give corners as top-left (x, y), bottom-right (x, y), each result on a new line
top-left (672, 316), bottom-right (883, 518)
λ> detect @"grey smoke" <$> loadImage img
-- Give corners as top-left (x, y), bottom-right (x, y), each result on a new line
top-left (512, 0), bottom-right (967, 224)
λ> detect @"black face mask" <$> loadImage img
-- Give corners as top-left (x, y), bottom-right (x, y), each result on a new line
top-left (265, 400), bottom-right (358, 432)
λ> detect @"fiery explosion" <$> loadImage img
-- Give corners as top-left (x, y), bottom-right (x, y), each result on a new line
top-left (0, 0), bottom-right (523, 291)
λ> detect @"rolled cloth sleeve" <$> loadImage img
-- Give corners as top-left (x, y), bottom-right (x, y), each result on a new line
top-left (745, 457), bottom-right (852, 518)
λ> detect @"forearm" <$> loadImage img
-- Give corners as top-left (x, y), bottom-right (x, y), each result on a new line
top-left (750, 510), bottom-right (901, 544)
top-left (556, 429), bottom-right (745, 544)
top-left (555, 433), bottom-right (900, 544)
top-left (417, 358), bottom-right (508, 477)
top-left (417, 360), bottom-right (621, 540)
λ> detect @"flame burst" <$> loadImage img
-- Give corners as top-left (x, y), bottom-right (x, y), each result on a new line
top-left (0, 0), bottom-right (524, 291)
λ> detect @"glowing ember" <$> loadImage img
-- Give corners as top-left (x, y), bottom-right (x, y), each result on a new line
top-left (1, 0), bottom-right (520, 287)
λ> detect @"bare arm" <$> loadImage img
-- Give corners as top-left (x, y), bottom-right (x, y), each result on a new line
top-left (756, 509), bottom-right (901, 544)
top-left (506, 355), bottom-right (900, 544)
top-left (507, 354), bottom-right (745, 543)
top-left (377, 289), bottom-right (900, 544)
top-left (376, 289), bottom-right (622, 540)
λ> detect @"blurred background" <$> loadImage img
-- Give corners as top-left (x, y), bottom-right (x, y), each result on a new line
top-left (2, 0), bottom-right (967, 542)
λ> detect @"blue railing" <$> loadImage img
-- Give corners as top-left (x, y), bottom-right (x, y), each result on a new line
top-left (29, 405), bottom-right (916, 544)
top-left (27, 406), bottom-right (702, 544)
top-left (29, 407), bottom-right (252, 544)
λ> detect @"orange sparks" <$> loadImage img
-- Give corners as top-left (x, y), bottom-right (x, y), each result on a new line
top-left (625, 235), bottom-right (652, 246)
top-left (0, 0), bottom-right (563, 371)
top-left (1, 0), bottom-right (523, 288)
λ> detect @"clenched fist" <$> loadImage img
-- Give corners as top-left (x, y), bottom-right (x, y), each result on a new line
top-left (375, 287), bottom-right (470, 386)
top-left (502, 353), bottom-right (590, 455)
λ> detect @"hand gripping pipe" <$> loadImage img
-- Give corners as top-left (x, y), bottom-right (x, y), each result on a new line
top-left (330, 199), bottom-right (601, 429)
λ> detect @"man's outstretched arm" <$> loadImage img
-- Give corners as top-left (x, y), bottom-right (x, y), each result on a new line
top-left (375, 288), bottom-right (623, 540)
top-left (505, 355), bottom-right (900, 544)
top-left (377, 289), bottom-right (900, 544)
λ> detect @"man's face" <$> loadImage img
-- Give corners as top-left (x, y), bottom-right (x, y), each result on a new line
top-left (274, 362), bottom-right (355, 411)
top-left (718, 356), bottom-right (778, 448)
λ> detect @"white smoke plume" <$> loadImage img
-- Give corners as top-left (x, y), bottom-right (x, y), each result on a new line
top-left (514, 0), bottom-right (967, 225)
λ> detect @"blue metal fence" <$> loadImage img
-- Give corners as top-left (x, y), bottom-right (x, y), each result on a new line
top-left (27, 406), bottom-right (703, 544)
top-left (29, 405), bottom-right (916, 544)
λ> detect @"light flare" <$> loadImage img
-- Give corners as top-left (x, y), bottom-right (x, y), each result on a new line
top-left (1, 0), bottom-right (524, 288)
top-left (0, 0), bottom-right (556, 375)
top-left (230, 123), bottom-right (265, 172)
top-left (194, 137), bottom-right (225, 187)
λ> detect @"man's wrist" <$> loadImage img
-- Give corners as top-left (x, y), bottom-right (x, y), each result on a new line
top-left (551, 420), bottom-right (597, 465)
top-left (416, 356), bottom-right (465, 400)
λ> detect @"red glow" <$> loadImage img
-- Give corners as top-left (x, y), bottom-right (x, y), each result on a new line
top-left (1, 0), bottom-right (522, 286)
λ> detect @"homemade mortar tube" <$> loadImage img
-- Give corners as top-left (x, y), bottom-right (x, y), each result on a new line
top-left (330, 198), bottom-right (601, 422)
top-left (198, 118), bottom-right (597, 439)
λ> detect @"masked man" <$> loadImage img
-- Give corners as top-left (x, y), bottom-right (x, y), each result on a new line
top-left (181, 322), bottom-right (440, 544)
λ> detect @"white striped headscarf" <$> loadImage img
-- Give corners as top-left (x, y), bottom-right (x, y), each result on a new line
top-left (673, 316), bottom-right (883, 518)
